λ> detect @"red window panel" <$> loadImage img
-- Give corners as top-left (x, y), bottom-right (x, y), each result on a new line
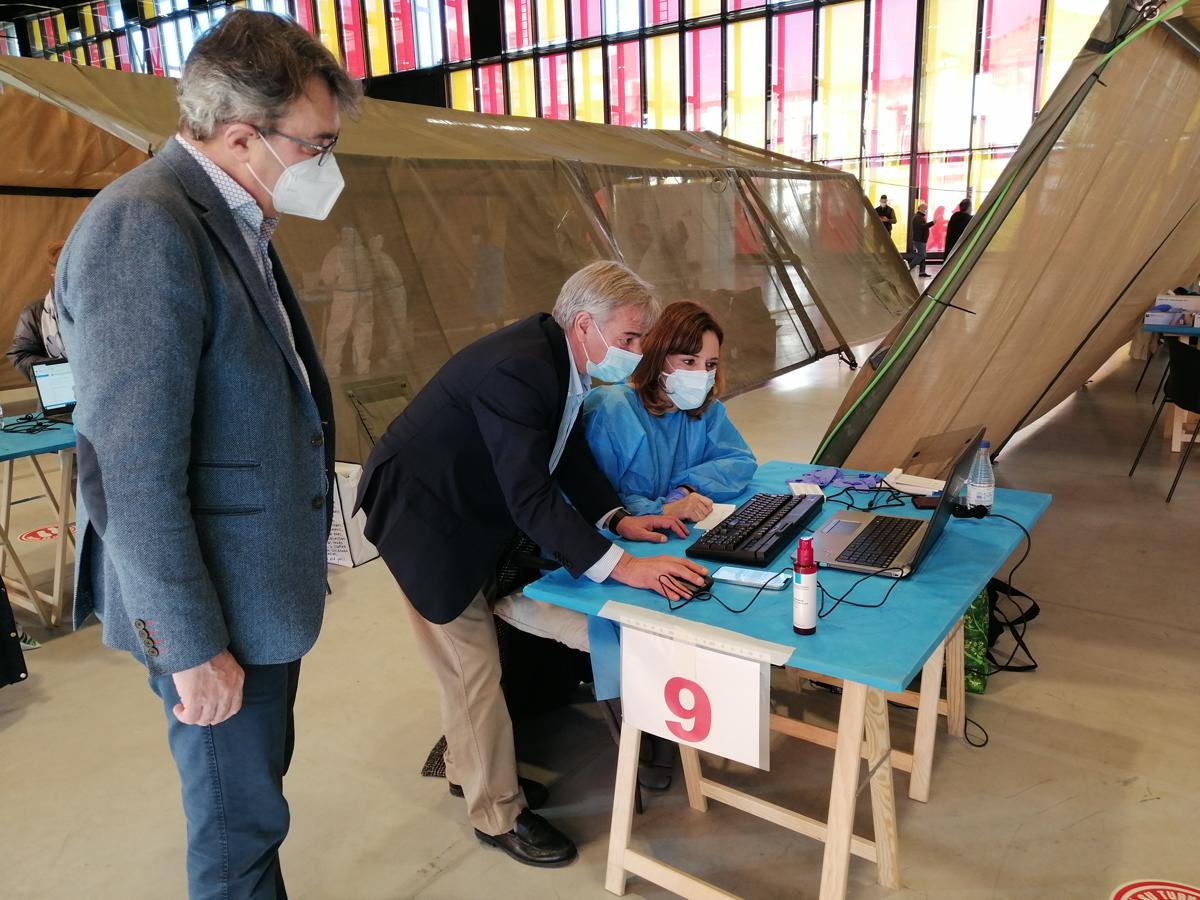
top-left (685, 26), bottom-right (721, 133)
top-left (644, 0), bottom-right (677, 26)
top-left (729, 0), bottom-right (764, 9)
top-left (865, 0), bottom-right (917, 158)
top-left (390, 0), bottom-right (416, 70)
top-left (292, 0), bottom-right (316, 35)
top-left (539, 53), bottom-right (570, 119)
top-left (339, 0), bottom-right (367, 79)
top-left (770, 10), bottom-right (813, 159)
top-left (445, 0), bottom-right (470, 62)
top-left (571, 0), bottom-right (601, 39)
top-left (146, 25), bottom-right (164, 76)
top-left (505, 0), bottom-right (532, 50)
top-left (88, 43), bottom-right (101, 66)
top-left (479, 63), bottom-right (505, 115)
top-left (607, 40), bottom-right (642, 128)
top-left (116, 33), bottom-right (131, 70)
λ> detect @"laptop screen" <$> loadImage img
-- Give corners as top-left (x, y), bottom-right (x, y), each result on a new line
top-left (32, 361), bottom-right (75, 413)
top-left (910, 425), bottom-right (986, 569)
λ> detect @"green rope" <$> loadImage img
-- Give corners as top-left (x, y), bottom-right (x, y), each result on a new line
top-left (1102, 0), bottom-right (1192, 63)
top-left (812, 0), bottom-right (1192, 464)
top-left (811, 171), bottom-right (1017, 462)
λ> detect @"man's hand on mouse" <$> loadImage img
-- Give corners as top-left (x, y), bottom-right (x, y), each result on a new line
top-left (611, 554), bottom-right (709, 601)
top-left (615, 513), bottom-right (689, 543)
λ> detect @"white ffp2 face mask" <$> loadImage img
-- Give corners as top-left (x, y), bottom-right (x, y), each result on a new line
top-left (662, 367), bottom-right (716, 411)
top-left (253, 137), bottom-right (345, 221)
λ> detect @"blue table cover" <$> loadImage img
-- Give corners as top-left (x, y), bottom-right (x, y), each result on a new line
top-left (0, 419), bottom-right (76, 463)
top-left (525, 460), bottom-right (1050, 693)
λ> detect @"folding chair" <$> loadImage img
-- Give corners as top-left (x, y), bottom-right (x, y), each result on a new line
top-left (1129, 338), bottom-right (1200, 502)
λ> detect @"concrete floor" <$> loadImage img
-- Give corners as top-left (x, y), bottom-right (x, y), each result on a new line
top-left (2, 339), bottom-right (1199, 899)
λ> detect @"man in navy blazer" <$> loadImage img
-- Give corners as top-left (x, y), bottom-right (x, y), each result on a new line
top-left (56, 13), bottom-right (360, 898)
top-left (359, 261), bottom-right (708, 867)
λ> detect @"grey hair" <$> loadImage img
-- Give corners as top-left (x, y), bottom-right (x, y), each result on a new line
top-left (178, 10), bottom-right (361, 141)
top-left (552, 261), bottom-right (661, 333)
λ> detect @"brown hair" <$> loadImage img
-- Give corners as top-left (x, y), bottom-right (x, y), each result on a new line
top-left (630, 301), bottom-right (725, 419)
top-left (47, 240), bottom-right (66, 279)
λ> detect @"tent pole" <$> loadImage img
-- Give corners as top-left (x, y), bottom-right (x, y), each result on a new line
top-left (734, 173), bottom-right (852, 361)
top-left (812, 4), bottom-right (1154, 466)
top-left (994, 196), bottom-right (1200, 459)
top-left (559, 161), bottom-right (625, 262)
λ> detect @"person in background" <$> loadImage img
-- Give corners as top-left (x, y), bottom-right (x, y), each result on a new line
top-left (8, 240), bottom-right (68, 382)
top-left (582, 300), bottom-right (756, 521)
top-left (906, 202), bottom-right (931, 277)
top-left (945, 198), bottom-right (973, 258)
top-left (875, 194), bottom-right (897, 234)
top-left (357, 261), bottom-right (708, 870)
top-left (55, 12), bottom-right (358, 897)
top-left (321, 225), bottom-right (375, 377)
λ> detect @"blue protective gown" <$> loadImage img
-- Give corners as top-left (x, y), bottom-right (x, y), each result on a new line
top-left (582, 384), bottom-right (757, 514)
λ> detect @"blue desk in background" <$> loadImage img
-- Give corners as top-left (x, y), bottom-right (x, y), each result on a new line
top-left (0, 419), bottom-right (77, 627)
top-left (527, 460), bottom-right (1050, 900)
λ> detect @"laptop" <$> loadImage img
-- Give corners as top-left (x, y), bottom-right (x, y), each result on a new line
top-left (32, 360), bottom-right (75, 422)
top-left (811, 425), bottom-right (985, 578)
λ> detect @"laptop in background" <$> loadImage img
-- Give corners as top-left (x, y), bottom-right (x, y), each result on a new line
top-left (811, 426), bottom-right (985, 578)
top-left (32, 360), bottom-right (75, 422)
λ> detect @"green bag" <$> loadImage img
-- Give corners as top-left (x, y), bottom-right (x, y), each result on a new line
top-left (963, 589), bottom-right (991, 694)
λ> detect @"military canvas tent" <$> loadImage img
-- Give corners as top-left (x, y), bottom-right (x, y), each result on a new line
top-left (0, 52), bottom-right (913, 460)
top-left (815, 0), bottom-right (1200, 471)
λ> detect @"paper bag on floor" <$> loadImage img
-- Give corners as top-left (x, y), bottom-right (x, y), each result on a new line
top-left (327, 462), bottom-right (379, 568)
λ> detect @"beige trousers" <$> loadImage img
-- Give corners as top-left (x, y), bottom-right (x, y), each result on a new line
top-left (402, 591), bottom-right (525, 835)
top-left (493, 593), bottom-right (591, 653)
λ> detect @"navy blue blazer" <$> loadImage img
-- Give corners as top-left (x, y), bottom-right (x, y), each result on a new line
top-left (56, 139), bottom-right (336, 676)
top-left (357, 314), bottom-right (621, 624)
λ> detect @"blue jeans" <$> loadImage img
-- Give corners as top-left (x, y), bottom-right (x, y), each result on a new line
top-left (150, 660), bottom-right (300, 900)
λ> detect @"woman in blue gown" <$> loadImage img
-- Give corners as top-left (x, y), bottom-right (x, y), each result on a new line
top-left (583, 300), bottom-right (757, 521)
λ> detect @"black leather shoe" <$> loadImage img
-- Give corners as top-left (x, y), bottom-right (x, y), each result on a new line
top-left (475, 809), bottom-right (577, 867)
top-left (448, 777), bottom-right (549, 810)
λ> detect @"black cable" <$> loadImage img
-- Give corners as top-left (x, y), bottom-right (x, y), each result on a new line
top-left (981, 512), bottom-right (1039, 673)
top-left (964, 715), bottom-right (989, 748)
top-left (817, 566), bottom-right (905, 618)
top-left (661, 569), bottom-right (792, 616)
top-left (0, 413), bottom-right (64, 435)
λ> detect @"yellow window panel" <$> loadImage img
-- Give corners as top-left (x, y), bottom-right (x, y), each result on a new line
top-left (725, 18), bottom-right (765, 148)
top-left (645, 33), bottom-right (680, 130)
top-left (572, 46), bottom-right (605, 124)
top-left (508, 58), bottom-right (537, 117)
top-left (449, 68), bottom-right (476, 111)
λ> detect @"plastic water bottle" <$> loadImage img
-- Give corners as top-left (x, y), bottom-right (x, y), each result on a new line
top-left (966, 440), bottom-right (995, 512)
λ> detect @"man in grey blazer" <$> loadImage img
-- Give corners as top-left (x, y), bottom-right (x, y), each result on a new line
top-left (55, 12), bottom-right (360, 898)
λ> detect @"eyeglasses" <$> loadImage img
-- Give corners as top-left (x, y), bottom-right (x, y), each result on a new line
top-left (257, 127), bottom-right (339, 166)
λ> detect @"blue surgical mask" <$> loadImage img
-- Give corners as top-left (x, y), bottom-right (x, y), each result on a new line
top-left (662, 367), bottom-right (716, 411)
top-left (585, 324), bottom-right (641, 383)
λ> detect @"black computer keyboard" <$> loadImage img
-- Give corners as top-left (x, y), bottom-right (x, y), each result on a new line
top-left (686, 493), bottom-right (825, 566)
top-left (835, 515), bottom-right (922, 569)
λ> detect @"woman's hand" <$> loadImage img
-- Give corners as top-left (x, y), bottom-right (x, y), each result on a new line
top-left (663, 492), bottom-right (714, 522)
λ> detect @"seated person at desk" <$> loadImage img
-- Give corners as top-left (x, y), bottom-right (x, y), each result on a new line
top-left (7, 240), bottom-right (68, 382)
top-left (494, 301), bottom-right (755, 647)
top-left (583, 300), bottom-right (757, 520)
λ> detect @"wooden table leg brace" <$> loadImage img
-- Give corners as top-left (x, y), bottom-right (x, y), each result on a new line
top-left (774, 620), bottom-right (964, 804)
top-left (605, 682), bottom-right (900, 900)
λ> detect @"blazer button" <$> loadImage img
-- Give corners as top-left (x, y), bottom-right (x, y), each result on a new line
top-left (312, 496), bottom-right (325, 509)
top-left (146, 647), bottom-right (160, 657)
top-left (133, 619), bottom-right (146, 629)
top-left (311, 434), bottom-right (324, 447)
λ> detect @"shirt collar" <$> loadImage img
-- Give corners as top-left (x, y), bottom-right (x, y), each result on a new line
top-left (175, 135), bottom-right (279, 242)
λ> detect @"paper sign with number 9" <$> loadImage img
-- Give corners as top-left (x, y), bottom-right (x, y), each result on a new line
top-left (663, 676), bottom-right (712, 742)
